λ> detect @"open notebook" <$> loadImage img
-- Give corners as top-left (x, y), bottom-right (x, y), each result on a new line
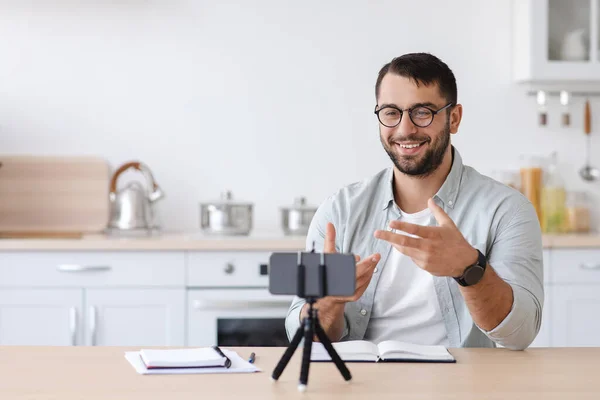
top-left (311, 340), bottom-right (455, 363)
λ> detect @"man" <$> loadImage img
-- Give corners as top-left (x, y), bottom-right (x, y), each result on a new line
top-left (285, 53), bottom-right (543, 350)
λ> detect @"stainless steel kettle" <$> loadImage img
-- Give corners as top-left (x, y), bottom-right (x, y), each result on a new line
top-left (107, 161), bottom-right (164, 231)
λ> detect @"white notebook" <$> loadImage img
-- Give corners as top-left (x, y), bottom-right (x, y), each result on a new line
top-left (139, 347), bottom-right (229, 369)
top-left (311, 340), bottom-right (455, 363)
top-left (125, 349), bottom-right (261, 375)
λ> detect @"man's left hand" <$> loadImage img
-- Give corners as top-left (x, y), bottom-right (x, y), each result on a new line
top-left (374, 198), bottom-right (478, 278)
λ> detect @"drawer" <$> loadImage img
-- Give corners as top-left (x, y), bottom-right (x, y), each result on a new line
top-left (187, 252), bottom-right (271, 287)
top-left (0, 251), bottom-right (185, 288)
top-left (549, 249), bottom-right (600, 284)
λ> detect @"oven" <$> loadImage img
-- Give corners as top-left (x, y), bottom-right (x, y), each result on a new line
top-left (187, 288), bottom-right (294, 347)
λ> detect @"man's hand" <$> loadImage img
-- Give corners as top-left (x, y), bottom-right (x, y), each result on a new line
top-left (301, 222), bottom-right (380, 341)
top-left (323, 222), bottom-right (381, 303)
top-left (374, 198), bottom-right (477, 278)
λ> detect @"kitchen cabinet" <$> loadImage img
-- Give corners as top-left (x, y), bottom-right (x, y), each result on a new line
top-left (551, 285), bottom-right (600, 346)
top-left (0, 251), bottom-right (186, 346)
top-left (0, 289), bottom-right (82, 345)
top-left (84, 289), bottom-right (185, 346)
top-left (513, 0), bottom-right (600, 83)
top-left (547, 249), bottom-right (600, 347)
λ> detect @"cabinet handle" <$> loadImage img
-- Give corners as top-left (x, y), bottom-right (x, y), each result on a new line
top-left (193, 299), bottom-right (291, 310)
top-left (69, 307), bottom-right (77, 346)
top-left (57, 265), bottom-right (111, 272)
top-left (580, 263), bottom-right (600, 270)
top-left (89, 306), bottom-right (97, 346)
top-left (224, 263), bottom-right (235, 274)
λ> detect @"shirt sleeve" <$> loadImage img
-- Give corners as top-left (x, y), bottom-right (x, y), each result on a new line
top-left (479, 200), bottom-right (544, 350)
top-left (284, 193), bottom-right (350, 341)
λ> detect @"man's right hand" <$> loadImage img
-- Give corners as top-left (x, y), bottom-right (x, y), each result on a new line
top-left (301, 222), bottom-right (381, 341)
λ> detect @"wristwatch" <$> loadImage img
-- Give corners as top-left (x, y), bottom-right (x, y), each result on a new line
top-left (454, 249), bottom-right (487, 287)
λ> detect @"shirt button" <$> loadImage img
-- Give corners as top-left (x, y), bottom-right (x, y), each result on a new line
top-left (374, 267), bottom-right (378, 273)
top-left (448, 200), bottom-right (453, 206)
top-left (360, 309), bottom-right (367, 316)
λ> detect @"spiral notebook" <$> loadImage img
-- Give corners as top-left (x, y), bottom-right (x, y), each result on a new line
top-left (125, 348), bottom-right (261, 375)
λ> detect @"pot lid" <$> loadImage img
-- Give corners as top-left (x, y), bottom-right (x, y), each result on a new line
top-left (201, 191), bottom-right (253, 206)
top-left (281, 197), bottom-right (317, 211)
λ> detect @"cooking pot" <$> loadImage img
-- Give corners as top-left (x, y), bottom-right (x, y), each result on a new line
top-left (200, 191), bottom-right (253, 235)
top-left (280, 197), bottom-right (317, 236)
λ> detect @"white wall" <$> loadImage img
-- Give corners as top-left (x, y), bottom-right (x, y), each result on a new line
top-left (1, 0), bottom-right (599, 233)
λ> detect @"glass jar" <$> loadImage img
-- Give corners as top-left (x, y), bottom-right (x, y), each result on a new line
top-left (540, 152), bottom-right (567, 233)
top-left (566, 191), bottom-right (590, 233)
top-left (520, 155), bottom-right (544, 223)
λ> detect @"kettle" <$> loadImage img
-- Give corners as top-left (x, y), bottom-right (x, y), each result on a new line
top-left (107, 161), bottom-right (164, 231)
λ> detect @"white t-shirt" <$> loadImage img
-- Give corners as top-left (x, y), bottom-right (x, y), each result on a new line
top-left (364, 207), bottom-right (449, 346)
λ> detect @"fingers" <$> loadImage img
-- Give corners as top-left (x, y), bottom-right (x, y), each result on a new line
top-left (388, 220), bottom-right (435, 238)
top-left (428, 198), bottom-right (455, 227)
top-left (323, 222), bottom-right (337, 253)
top-left (374, 230), bottom-right (424, 249)
top-left (354, 254), bottom-right (361, 262)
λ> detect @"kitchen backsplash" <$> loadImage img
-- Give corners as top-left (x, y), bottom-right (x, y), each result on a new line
top-left (1, 1), bottom-right (600, 233)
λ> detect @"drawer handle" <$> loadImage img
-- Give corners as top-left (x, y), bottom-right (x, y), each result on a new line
top-left (580, 263), bottom-right (600, 270)
top-left (57, 264), bottom-right (112, 272)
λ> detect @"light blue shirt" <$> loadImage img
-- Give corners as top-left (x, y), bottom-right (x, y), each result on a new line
top-left (285, 147), bottom-right (544, 350)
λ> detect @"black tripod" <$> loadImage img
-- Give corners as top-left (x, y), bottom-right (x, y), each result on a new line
top-left (271, 251), bottom-right (352, 392)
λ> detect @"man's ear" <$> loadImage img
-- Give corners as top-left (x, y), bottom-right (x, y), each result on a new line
top-left (449, 104), bottom-right (463, 134)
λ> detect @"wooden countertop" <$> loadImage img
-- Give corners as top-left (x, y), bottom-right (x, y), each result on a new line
top-left (1, 346), bottom-right (598, 399)
top-left (0, 232), bottom-right (599, 251)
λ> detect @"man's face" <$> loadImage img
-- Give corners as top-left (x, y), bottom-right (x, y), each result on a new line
top-left (376, 74), bottom-right (459, 178)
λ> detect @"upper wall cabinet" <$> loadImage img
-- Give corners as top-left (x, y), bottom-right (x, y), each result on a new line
top-left (513, 0), bottom-right (600, 83)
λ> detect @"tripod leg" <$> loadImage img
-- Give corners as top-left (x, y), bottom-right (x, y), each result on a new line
top-left (271, 324), bottom-right (304, 381)
top-left (298, 314), bottom-right (314, 392)
top-left (314, 317), bottom-right (352, 381)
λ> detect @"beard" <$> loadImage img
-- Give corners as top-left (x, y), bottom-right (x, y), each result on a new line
top-left (380, 118), bottom-right (451, 178)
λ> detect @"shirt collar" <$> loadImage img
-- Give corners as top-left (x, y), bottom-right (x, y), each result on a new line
top-left (381, 146), bottom-right (464, 211)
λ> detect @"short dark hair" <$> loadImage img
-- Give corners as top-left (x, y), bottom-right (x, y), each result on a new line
top-left (375, 53), bottom-right (457, 105)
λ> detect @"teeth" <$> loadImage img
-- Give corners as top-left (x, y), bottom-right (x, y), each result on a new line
top-left (399, 143), bottom-right (422, 149)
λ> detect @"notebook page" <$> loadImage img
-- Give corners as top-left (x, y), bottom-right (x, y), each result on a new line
top-left (311, 340), bottom-right (379, 362)
top-left (377, 340), bottom-right (454, 361)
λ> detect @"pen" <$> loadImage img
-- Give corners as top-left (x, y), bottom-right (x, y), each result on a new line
top-left (248, 352), bottom-right (256, 364)
top-left (211, 345), bottom-right (232, 368)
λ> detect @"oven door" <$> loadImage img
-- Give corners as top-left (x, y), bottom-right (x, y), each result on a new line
top-left (187, 288), bottom-right (294, 347)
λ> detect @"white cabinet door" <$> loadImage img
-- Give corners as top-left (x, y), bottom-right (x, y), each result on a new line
top-left (0, 289), bottom-right (82, 346)
top-left (551, 285), bottom-right (600, 347)
top-left (84, 289), bottom-right (185, 347)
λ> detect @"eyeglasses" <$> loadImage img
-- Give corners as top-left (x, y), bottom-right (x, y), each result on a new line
top-left (374, 102), bottom-right (454, 128)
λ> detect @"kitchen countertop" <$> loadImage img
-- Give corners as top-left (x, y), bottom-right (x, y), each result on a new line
top-left (0, 232), bottom-right (599, 251)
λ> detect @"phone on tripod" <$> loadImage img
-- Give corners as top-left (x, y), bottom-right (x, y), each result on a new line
top-left (268, 251), bottom-right (355, 391)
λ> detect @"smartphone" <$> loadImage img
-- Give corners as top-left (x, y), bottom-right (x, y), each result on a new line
top-left (268, 252), bottom-right (356, 297)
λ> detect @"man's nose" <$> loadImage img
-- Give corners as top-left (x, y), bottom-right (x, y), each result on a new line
top-left (398, 111), bottom-right (418, 136)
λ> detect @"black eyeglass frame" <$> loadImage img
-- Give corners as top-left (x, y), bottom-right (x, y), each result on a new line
top-left (374, 102), bottom-right (454, 128)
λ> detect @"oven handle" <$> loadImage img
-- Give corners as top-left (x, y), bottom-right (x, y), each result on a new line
top-left (192, 298), bottom-right (293, 310)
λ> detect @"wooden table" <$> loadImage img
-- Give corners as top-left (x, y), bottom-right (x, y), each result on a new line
top-left (1, 346), bottom-right (598, 399)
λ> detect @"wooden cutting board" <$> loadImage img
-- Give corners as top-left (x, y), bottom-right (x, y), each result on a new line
top-left (0, 156), bottom-right (110, 237)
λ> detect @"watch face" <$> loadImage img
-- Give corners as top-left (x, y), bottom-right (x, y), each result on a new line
top-left (464, 266), bottom-right (485, 285)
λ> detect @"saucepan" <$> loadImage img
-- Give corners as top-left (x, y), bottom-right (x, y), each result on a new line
top-left (280, 197), bottom-right (317, 236)
top-left (200, 191), bottom-right (253, 235)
